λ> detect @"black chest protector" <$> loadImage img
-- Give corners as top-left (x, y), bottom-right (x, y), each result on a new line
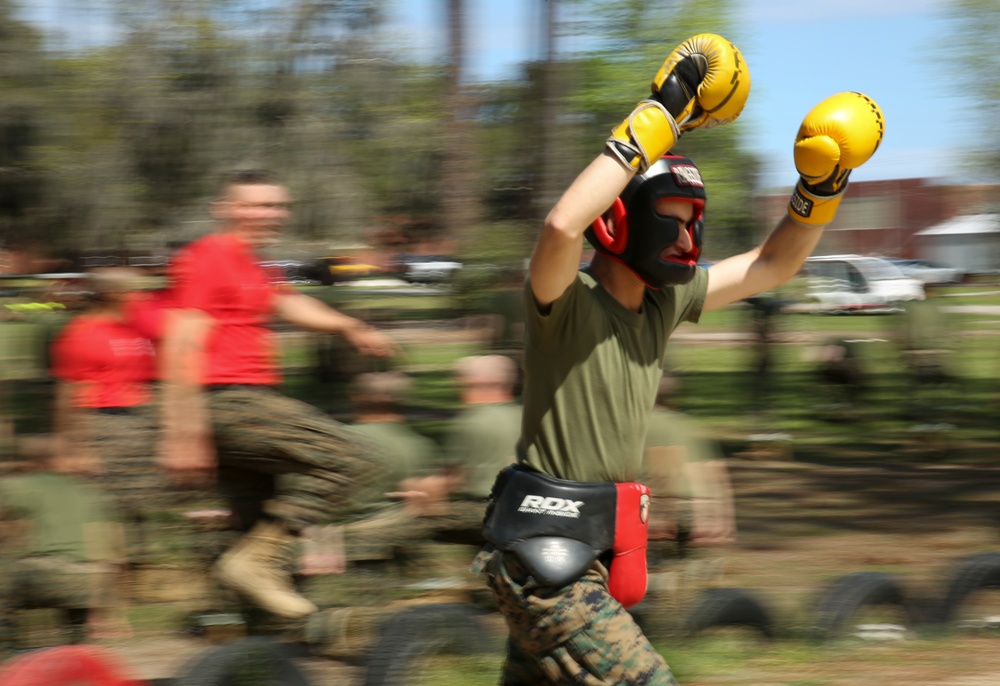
top-left (482, 464), bottom-right (651, 608)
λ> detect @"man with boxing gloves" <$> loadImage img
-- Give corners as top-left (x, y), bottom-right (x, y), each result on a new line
top-left (475, 33), bottom-right (883, 684)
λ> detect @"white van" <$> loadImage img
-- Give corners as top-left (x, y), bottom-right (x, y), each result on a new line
top-left (803, 255), bottom-right (925, 313)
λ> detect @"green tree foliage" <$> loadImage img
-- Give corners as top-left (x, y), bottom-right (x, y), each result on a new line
top-left (943, 0), bottom-right (1000, 181)
top-left (475, 0), bottom-right (760, 258)
top-left (0, 0), bottom-right (758, 267)
top-left (0, 0), bottom-right (51, 249)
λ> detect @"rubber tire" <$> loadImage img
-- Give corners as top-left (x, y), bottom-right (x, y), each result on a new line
top-left (0, 645), bottom-right (140, 686)
top-left (808, 571), bottom-right (918, 642)
top-left (363, 603), bottom-right (498, 686)
top-left (681, 587), bottom-right (775, 640)
top-left (172, 636), bottom-right (311, 686)
top-left (938, 552), bottom-right (1000, 625)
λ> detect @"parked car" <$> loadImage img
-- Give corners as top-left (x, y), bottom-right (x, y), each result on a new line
top-left (803, 255), bottom-right (925, 313)
top-left (399, 254), bottom-right (463, 284)
top-left (322, 256), bottom-right (382, 283)
top-left (259, 260), bottom-right (318, 286)
top-left (888, 259), bottom-right (964, 285)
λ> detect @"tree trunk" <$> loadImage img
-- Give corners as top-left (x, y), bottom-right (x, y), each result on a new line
top-left (439, 0), bottom-right (482, 249)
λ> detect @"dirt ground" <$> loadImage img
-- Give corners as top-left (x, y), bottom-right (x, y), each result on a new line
top-left (78, 458), bottom-right (1000, 685)
top-left (669, 459), bottom-right (1000, 686)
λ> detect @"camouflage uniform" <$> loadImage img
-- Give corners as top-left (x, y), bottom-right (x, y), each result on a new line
top-left (335, 420), bottom-right (439, 561)
top-left (87, 407), bottom-right (167, 515)
top-left (425, 498), bottom-right (490, 547)
top-left (0, 472), bottom-right (123, 649)
top-left (0, 556), bottom-right (115, 650)
top-left (474, 549), bottom-right (677, 685)
top-left (1, 556), bottom-right (116, 611)
top-left (83, 401), bottom-right (208, 564)
top-left (207, 386), bottom-right (387, 533)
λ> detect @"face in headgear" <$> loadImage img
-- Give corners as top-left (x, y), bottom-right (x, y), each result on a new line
top-left (585, 154), bottom-right (706, 288)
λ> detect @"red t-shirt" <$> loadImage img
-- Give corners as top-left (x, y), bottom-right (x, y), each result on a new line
top-left (51, 314), bottom-right (156, 408)
top-left (124, 289), bottom-right (171, 343)
top-left (167, 233), bottom-right (283, 385)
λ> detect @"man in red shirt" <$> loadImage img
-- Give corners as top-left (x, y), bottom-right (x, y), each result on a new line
top-left (50, 267), bottom-right (163, 623)
top-left (51, 267), bottom-right (159, 503)
top-left (159, 169), bottom-right (395, 620)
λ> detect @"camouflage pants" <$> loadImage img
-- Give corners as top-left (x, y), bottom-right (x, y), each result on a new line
top-left (0, 555), bottom-right (115, 610)
top-left (475, 548), bottom-right (677, 685)
top-left (207, 386), bottom-right (386, 533)
top-left (0, 555), bottom-right (116, 651)
top-left (87, 408), bottom-right (169, 516)
top-left (85, 408), bottom-right (195, 562)
top-left (425, 499), bottom-right (489, 546)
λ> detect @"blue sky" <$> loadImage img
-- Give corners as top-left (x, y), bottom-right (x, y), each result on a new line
top-left (384, 0), bottom-right (972, 189)
top-left (20, 0), bottom-right (970, 190)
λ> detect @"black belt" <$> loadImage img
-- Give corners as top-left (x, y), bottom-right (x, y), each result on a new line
top-left (206, 384), bottom-right (267, 392)
top-left (94, 406), bottom-right (134, 416)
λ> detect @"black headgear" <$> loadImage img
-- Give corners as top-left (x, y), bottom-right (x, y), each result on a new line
top-left (585, 154), bottom-right (707, 288)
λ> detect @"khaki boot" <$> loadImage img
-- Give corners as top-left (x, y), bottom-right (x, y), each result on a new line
top-left (214, 520), bottom-right (318, 619)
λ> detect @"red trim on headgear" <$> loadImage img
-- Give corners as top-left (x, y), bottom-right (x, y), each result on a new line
top-left (591, 198), bottom-right (629, 254)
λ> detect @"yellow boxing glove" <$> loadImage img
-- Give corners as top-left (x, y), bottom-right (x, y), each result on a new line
top-left (788, 92), bottom-right (885, 226)
top-left (651, 33), bottom-right (751, 132)
top-left (608, 34), bottom-right (750, 174)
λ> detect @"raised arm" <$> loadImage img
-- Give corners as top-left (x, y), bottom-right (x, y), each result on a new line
top-left (530, 34), bottom-right (750, 309)
top-left (529, 154), bottom-right (633, 308)
top-left (705, 92), bottom-right (885, 312)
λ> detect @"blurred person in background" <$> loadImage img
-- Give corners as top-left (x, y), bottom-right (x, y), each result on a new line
top-left (121, 261), bottom-right (174, 349)
top-left (0, 434), bottom-right (129, 646)
top-left (348, 371), bottom-right (438, 496)
top-left (806, 337), bottom-right (868, 419)
top-left (442, 355), bottom-right (522, 505)
top-left (334, 371), bottom-right (439, 566)
top-left (638, 370), bottom-right (735, 640)
top-left (473, 33), bottom-right (883, 683)
top-left (643, 371), bottom-right (735, 554)
top-left (349, 356), bottom-right (522, 557)
top-left (893, 288), bottom-right (958, 422)
top-left (745, 294), bottom-right (785, 421)
top-left (158, 169), bottom-right (396, 621)
top-left (49, 267), bottom-right (167, 562)
top-left (485, 267), bottom-right (527, 395)
top-left (394, 354), bottom-right (524, 549)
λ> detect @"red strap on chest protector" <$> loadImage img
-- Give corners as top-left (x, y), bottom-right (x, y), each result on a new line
top-left (607, 482), bottom-right (652, 608)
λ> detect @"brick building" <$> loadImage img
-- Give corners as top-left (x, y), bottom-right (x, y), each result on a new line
top-left (756, 179), bottom-right (1000, 260)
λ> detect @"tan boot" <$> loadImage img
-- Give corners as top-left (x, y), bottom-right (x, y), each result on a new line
top-left (214, 520), bottom-right (318, 619)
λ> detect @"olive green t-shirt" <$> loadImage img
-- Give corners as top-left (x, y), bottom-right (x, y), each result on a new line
top-left (0, 471), bottom-right (119, 562)
top-left (349, 421), bottom-right (438, 496)
top-left (443, 402), bottom-right (523, 499)
top-left (518, 268), bottom-right (708, 482)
